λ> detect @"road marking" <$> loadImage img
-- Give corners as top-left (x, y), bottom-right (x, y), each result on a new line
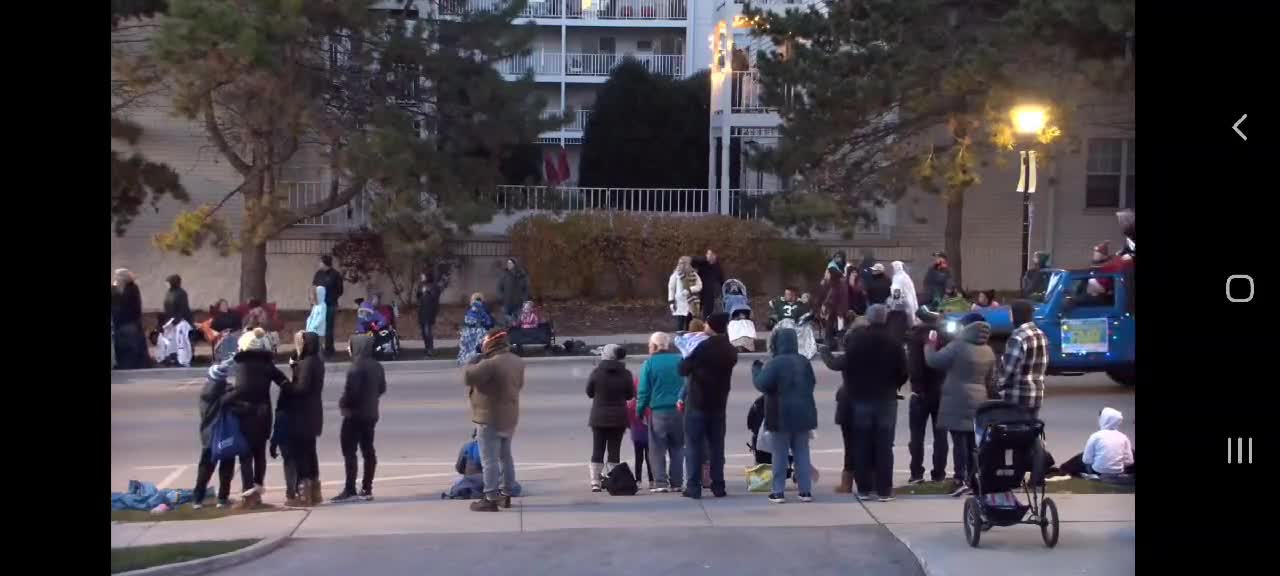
top-left (156, 465), bottom-right (189, 489)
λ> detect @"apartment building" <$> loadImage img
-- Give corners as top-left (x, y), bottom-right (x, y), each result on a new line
top-left (110, 0), bottom-right (1133, 310)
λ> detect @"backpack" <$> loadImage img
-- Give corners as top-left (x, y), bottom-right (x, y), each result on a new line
top-left (603, 462), bottom-right (638, 495)
top-left (210, 410), bottom-right (249, 461)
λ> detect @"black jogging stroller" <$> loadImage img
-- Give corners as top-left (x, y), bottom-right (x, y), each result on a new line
top-left (961, 401), bottom-right (1060, 549)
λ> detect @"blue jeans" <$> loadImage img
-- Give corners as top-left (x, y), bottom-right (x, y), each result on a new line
top-left (770, 431), bottom-right (813, 495)
top-left (477, 424), bottom-right (516, 499)
top-left (853, 399), bottom-right (898, 497)
top-left (649, 410), bottom-right (684, 489)
top-left (684, 410), bottom-right (726, 493)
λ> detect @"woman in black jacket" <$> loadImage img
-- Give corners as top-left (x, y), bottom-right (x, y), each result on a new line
top-left (417, 271), bottom-right (445, 354)
top-left (163, 274), bottom-right (193, 326)
top-left (221, 328), bottom-right (290, 508)
top-left (285, 331), bottom-right (325, 505)
top-left (586, 344), bottom-right (635, 491)
top-left (111, 268), bottom-right (149, 369)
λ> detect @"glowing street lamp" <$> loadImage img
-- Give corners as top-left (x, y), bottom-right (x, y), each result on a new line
top-left (1011, 104), bottom-right (1048, 281)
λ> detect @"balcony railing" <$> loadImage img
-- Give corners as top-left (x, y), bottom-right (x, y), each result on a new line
top-left (439, 1), bottom-right (688, 20)
top-left (566, 53), bottom-right (684, 77)
top-left (542, 109), bottom-right (592, 132)
top-left (496, 51), bottom-right (563, 76)
top-left (495, 186), bottom-right (712, 213)
top-left (733, 0), bottom-right (806, 6)
top-left (731, 71), bottom-right (770, 113)
top-left (285, 181), bottom-right (369, 228)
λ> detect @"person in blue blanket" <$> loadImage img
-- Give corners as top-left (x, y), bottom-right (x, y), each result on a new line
top-left (192, 358), bottom-right (237, 509)
top-left (353, 297), bottom-right (388, 334)
top-left (458, 293), bottom-right (495, 366)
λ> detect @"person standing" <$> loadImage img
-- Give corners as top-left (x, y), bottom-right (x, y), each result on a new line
top-left (863, 263), bottom-right (892, 306)
top-left (819, 328), bottom-right (858, 494)
top-left (906, 309), bottom-right (948, 485)
top-left (286, 331), bottom-right (325, 505)
top-left (827, 305), bottom-right (907, 501)
top-left (751, 328), bottom-right (818, 504)
top-left (312, 255), bottom-right (344, 357)
top-left (464, 329), bottom-right (526, 511)
top-left (585, 344), bottom-right (635, 491)
top-left (221, 328), bottom-right (290, 508)
top-left (820, 267), bottom-right (849, 349)
top-left (925, 312), bottom-right (997, 497)
top-left (192, 358), bottom-right (237, 509)
top-left (995, 300), bottom-right (1049, 420)
top-left (111, 268), bottom-right (149, 370)
top-left (692, 249), bottom-right (725, 319)
top-left (1022, 251), bottom-right (1052, 296)
top-left (637, 332), bottom-right (684, 493)
top-left (163, 274), bottom-right (193, 326)
top-left (923, 252), bottom-right (952, 308)
top-left (679, 312), bottom-right (738, 499)
top-left (496, 258), bottom-right (530, 326)
top-left (332, 334), bottom-right (386, 503)
top-left (887, 261), bottom-right (920, 343)
top-left (416, 271), bottom-right (445, 355)
top-left (667, 256), bottom-right (703, 331)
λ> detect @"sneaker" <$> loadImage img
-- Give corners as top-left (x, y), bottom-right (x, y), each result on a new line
top-left (798, 492), bottom-right (813, 503)
top-left (907, 477), bottom-right (926, 485)
top-left (215, 499), bottom-right (230, 509)
top-left (469, 498), bottom-right (499, 512)
top-left (359, 490), bottom-right (374, 502)
top-left (950, 484), bottom-right (970, 498)
top-left (878, 495), bottom-right (896, 502)
top-left (856, 493), bottom-right (875, 501)
top-left (330, 489), bottom-right (360, 504)
top-left (768, 493), bottom-right (786, 504)
top-left (591, 484), bottom-right (602, 493)
top-left (240, 485), bottom-right (262, 499)
top-left (650, 487), bottom-right (669, 494)
top-left (191, 503), bottom-right (204, 511)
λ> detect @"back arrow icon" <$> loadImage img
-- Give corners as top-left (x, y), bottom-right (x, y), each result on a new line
top-left (1234, 114), bottom-right (1247, 141)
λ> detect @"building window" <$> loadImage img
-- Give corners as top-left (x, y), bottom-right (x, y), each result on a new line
top-left (1085, 138), bottom-right (1135, 209)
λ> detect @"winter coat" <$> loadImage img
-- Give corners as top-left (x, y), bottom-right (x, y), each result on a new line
top-left (222, 349), bottom-right (289, 443)
top-left (667, 270), bottom-right (703, 317)
top-left (678, 334), bottom-right (738, 414)
top-left (821, 272), bottom-right (850, 320)
top-left (926, 321), bottom-right (997, 432)
top-left (692, 256), bottom-right (725, 301)
top-left (305, 286), bottom-right (327, 336)
top-left (112, 282), bottom-right (143, 326)
top-left (751, 329), bottom-right (818, 433)
top-left (312, 267), bottom-right (344, 306)
top-left (497, 263), bottom-right (530, 309)
top-left (163, 284), bottom-right (193, 326)
top-left (888, 261), bottom-right (919, 324)
top-left (464, 347), bottom-right (525, 436)
top-left (924, 264), bottom-right (951, 305)
top-left (286, 332), bottom-right (325, 437)
top-left (1083, 408), bottom-right (1135, 475)
top-left (417, 279), bottom-right (444, 325)
top-left (637, 351), bottom-right (683, 414)
top-left (823, 324), bottom-right (907, 413)
top-left (863, 274), bottom-right (892, 306)
top-left (906, 324), bottom-right (945, 404)
top-left (198, 359), bottom-right (234, 449)
top-left (340, 334), bottom-right (387, 421)
top-left (586, 359), bottom-right (635, 428)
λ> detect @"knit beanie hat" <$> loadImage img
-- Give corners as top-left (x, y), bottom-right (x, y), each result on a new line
top-left (707, 312), bottom-right (730, 335)
top-left (481, 329), bottom-right (509, 354)
top-left (237, 328), bottom-right (271, 352)
top-left (601, 343), bottom-right (626, 361)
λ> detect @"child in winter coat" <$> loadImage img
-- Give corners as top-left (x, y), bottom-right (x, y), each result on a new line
top-left (1060, 407), bottom-right (1136, 479)
top-left (192, 358), bottom-right (237, 509)
top-left (270, 397), bottom-right (298, 504)
top-left (626, 377), bottom-right (654, 489)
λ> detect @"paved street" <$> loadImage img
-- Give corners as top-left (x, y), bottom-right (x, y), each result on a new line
top-left (111, 358), bottom-right (1135, 575)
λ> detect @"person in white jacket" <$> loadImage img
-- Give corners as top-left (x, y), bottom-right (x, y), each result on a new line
top-left (1060, 407), bottom-right (1135, 477)
top-left (667, 256), bottom-right (703, 332)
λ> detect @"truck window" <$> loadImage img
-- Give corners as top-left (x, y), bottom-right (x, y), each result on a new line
top-left (1066, 278), bottom-right (1115, 309)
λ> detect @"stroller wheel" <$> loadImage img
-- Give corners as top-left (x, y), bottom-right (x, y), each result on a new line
top-left (1040, 497), bottom-right (1060, 548)
top-left (963, 496), bottom-right (982, 548)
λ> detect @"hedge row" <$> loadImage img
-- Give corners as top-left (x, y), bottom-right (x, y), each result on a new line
top-left (508, 213), bottom-right (827, 300)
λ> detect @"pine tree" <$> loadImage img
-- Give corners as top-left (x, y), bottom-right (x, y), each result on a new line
top-left (148, 0), bottom-right (553, 301)
top-left (745, 0), bottom-right (1132, 286)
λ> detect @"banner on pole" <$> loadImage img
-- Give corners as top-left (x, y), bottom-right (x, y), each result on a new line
top-left (1016, 150), bottom-right (1038, 194)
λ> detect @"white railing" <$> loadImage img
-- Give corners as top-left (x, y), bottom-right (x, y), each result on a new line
top-left (496, 186), bottom-right (712, 213)
top-left (565, 53), bottom-right (684, 77)
top-left (541, 109), bottom-right (592, 131)
top-left (439, 1), bottom-right (688, 20)
top-left (497, 51), bottom-right (563, 76)
top-left (731, 71), bottom-right (770, 112)
top-left (733, 0), bottom-right (806, 5)
top-left (285, 181), bottom-right (369, 228)
top-left (728, 189), bottom-right (775, 220)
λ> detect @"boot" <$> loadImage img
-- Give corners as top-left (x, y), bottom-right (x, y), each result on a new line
top-left (309, 478), bottom-right (323, 505)
top-left (285, 480), bottom-right (308, 507)
top-left (835, 471), bottom-right (854, 494)
top-left (589, 463), bottom-right (603, 492)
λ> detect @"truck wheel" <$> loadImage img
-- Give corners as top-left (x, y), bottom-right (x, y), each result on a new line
top-left (1106, 365), bottom-right (1136, 387)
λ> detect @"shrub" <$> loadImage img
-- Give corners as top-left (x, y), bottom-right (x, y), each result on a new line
top-left (509, 213), bottom-right (828, 300)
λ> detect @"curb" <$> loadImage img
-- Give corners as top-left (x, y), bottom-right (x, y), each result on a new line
top-left (115, 534), bottom-right (290, 576)
top-left (112, 352), bottom-right (775, 383)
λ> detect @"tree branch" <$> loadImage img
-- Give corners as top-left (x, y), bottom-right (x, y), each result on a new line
top-left (204, 100), bottom-right (252, 175)
top-left (279, 179), bottom-right (368, 233)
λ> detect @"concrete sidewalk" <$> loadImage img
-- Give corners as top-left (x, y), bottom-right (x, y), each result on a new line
top-left (111, 493), bottom-right (1134, 576)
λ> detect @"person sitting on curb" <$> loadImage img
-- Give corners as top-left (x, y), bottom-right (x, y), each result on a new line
top-left (1058, 407), bottom-right (1135, 480)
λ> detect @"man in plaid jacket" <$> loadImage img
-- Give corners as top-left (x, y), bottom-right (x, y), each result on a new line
top-left (996, 301), bottom-right (1049, 419)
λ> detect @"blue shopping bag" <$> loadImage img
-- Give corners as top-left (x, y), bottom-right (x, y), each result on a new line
top-left (210, 410), bottom-right (249, 461)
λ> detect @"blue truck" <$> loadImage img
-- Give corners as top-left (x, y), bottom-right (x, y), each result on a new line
top-left (942, 267), bottom-right (1135, 386)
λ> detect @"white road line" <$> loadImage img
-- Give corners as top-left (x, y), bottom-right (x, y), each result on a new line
top-left (156, 465), bottom-right (189, 489)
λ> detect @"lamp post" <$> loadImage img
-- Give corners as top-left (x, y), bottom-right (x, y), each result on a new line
top-left (1011, 105), bottom-right (1047, 280)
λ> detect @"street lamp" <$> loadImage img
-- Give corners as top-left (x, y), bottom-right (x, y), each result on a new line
top-left (1011, 105), bottom-right (1047, 281)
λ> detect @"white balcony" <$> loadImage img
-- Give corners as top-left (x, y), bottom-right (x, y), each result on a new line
top-left (500, 52), bottom-right (685, 80)
top-left (497, 51), bottom-right (563, 76)
top-left (542, 108), bottom-right (592, 133)
top-left (731, 71), bottom-right (771, 113)
top-left (439, 1), bottom-right (688, 22)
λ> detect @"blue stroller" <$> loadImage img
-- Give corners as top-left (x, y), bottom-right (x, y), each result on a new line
top-left (722, 279), bottom-right (757, 350)
top-left (962, 401), bottom-right (1059, 548)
